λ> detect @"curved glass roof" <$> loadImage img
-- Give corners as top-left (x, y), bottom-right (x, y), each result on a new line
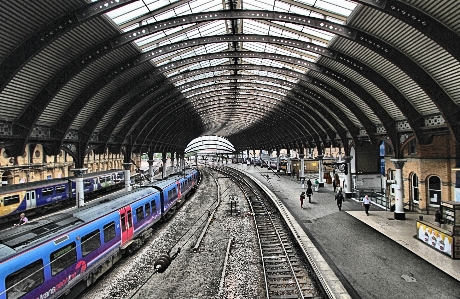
top-left (185, 135), bottom-right (235, 154)
top-left (94, 0), bottom-right (358, 136)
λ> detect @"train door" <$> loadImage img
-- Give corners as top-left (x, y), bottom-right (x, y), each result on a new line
top-left (119, 206), bottom-right (134, 246)
top-left (25, 190), bottom-right (37, 209)
top-left (93, 177), bottom-right (99, 191)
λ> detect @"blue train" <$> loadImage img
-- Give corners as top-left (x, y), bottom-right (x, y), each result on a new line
top-left (0, 170), bottom-right (125, 223)
top-left (0, 168), bottom-right (199, 299)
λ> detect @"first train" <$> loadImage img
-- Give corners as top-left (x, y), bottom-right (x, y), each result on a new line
top-left (0, 168), bottom-right (200, 299)
top-left (0, 169), bottom-right (127, 224)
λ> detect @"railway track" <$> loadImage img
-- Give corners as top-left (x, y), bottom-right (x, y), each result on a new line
top-left (218, 166), bottom-right (316, 299)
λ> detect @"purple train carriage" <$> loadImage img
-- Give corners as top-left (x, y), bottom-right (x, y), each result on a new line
top-left (0, 168), bottom-right (199, 299)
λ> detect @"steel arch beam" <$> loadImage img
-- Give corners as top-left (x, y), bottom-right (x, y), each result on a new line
top-left (7, 10), bottom-right (456, 154)
top-left (179, 80), bottom-right (357, 142)
top-left (0, 0), bottom-right (136, 92)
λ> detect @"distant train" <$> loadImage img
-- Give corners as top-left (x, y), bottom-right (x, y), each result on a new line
top-left (0, 168), bottom-right (199, 299)
top-left (0, 170), bottom-right (125, 223)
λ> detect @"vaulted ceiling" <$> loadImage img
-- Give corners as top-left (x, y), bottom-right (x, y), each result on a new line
top-left (0, 0), bottom-right (459, 164)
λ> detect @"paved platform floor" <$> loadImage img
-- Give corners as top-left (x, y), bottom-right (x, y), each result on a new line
top-left (224, 163), bottom-right (460, 299)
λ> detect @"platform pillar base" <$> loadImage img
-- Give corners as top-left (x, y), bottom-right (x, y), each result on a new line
top-left (394, 212), bottom-right (405, 220)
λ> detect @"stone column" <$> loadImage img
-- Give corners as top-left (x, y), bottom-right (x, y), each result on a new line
top-left (171, 153), bottom-right (175, 174)
top-left (317, 154), bottom-right (324, 187)
top-left (122, 163), bottom-right (132, 191)
top-left (71, 168), bottom-right (87, 208)
top-left (343, 156), bottom-right (353, 199)
top-left (276, 149), bottom-right (280, 172)
top-left (299, 152), bottom-right (305, 181)
top-left (148, 160), bottom-right (154, 182)
top-left (391, 159), bottom-right (407, 220)
top-left (162, 156), bottom-right (167, 179)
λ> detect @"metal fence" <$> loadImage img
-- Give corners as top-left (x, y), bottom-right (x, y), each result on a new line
top-left (354, 188), bottom-right (390, 210)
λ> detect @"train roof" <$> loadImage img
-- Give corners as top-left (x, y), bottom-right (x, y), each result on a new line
top-left (0, 169), bottom-right (124, 194)
top-left (0, 177), bottom-right (69, 194)
top-left (0, 187), bottom-right (158, 260)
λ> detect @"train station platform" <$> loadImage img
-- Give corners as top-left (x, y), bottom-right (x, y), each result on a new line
top-left (223, 162), bottom-right (460, 298)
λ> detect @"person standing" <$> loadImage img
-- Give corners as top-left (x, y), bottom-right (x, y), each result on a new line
top-left (14, 213), bottom-right (28, 226)
top-left (362, 195), bottom-right (371, 216)
top-left (300, 192), bottom-right (306, 208)
top-left (335, 190), bottom-right (344, 211)
top-left (301, 178), bottom-right (305, 189)
top-left (306, 186), bottom-right (313, 203)
top-left (332, 180), bottom-right (337, 192)
top-left (306, 178), bottom-right (312, 189)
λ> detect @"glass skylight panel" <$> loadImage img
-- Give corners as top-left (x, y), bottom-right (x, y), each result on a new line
top-left (210, 58), bottom-right (227, 66)
top-left (244, 42), bottom-right (267, 52)
top-left (111, 6), bottom-right (150, 24)
top-left (155, 8), bottom-right (177, 22)
top-left (145, 0), bottom-right (179, 11)
top-left (173, 3), bottom-right (192, 15)
top-left (244, 1), bottom-right (272, 11)
top-left (105, 1), bottom-right (145, 20)
top-left (326, 16), bottom-right (346, 25)
top-left (187, 29), bottom-right (202, 39)
top-left (290, 6), bottom-right (312, 17)
top-left (316, 0), bottom-right (351, 16)
top-left (189, 0), bottom-right (221, 13)
top-left (204, 43), bottom-right (227, 53)
top-left (282, 22), bottom-right (304, 33)
top-left (273, 1), bottom-right (291, 12)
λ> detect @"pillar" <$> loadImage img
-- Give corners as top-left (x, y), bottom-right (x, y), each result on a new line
top-left (71, 168), bottom-right (88, 208)
top-left (171, 152), bottom-right (175, 173)
top-left (122, 163), bottom-right (132, 191)
top-left (162, 155), bottom-right (167, 179)
top-left (391, 159), bottom-right (407, 220)
top-left (343, 156), bottom-right (353, 199)
top-left (299, 151), bottom-right (305, 181)
top-left (276, 149), bottom-right (280, 172)
top-left (286, 148), bottom-right (292, 174)
top-left (317, 155), bottom-right (324, 187)
top-left (148, 159), bottom-right (154, 182)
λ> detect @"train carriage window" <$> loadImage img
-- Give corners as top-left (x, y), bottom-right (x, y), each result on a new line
top-left (84, 180), bottom-right (92, 187)
top-left (145, 202), bottom-right (150, 216)
top-left (55, 185), bottom-right (66, 194)
top-left (42, 188), bottom-right (53, 197)
top-left (4, 195), bottom-right (20, 206)
top-left (151, 201), bottom-right (157, 214)
top-left (6, 259), bottom-right (44, 299)
top-left (121, 214), bottom-right (126, 232)
top-left (136, 206), bottom-right (144, 222)
top-left (81, 230), bottom-right (101, 257)
top-left (103, 222), bottom-right (116, 243)
top-left (50, 242), bottom-right (77, 276)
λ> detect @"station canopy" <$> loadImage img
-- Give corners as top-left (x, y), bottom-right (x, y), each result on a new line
top-left (1, 0), bottom-right (459, 163)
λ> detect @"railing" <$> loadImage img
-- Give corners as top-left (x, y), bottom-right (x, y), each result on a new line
top-left (354, 188), bottom-right (390, 210)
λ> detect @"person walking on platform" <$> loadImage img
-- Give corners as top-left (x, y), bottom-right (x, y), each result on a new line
top-left (332, 180), bottom-right (337, 192)
top-left (300, 192), bottom-right (306, 209)
top-left (306, 186), bottom-right (313, 203)
top-left (335, 190), bottom-right (344, 211)
top-left (301, 177), bottom-right (305, 189)
top-left (306, 178), bottom-right (312, 189)
top-left (362, 195), bottom-right (372, 216)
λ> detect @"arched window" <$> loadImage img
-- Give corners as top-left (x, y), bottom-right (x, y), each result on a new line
top-left (428, 176), bottom-right (441, 206)
top-left (411, 173), bottom-right (419, 204)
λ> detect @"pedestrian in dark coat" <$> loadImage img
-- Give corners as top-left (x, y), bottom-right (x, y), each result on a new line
top-left (300, 192), bottom-right (306, 208)
top-left (306, 187), bottom-right (313, 203)
top-left (332, 180), bottom-right (337, 192)
top-left (306, 178), bottom-right (312, 188)
top-left (335, 190), bottom-right (344, 211)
